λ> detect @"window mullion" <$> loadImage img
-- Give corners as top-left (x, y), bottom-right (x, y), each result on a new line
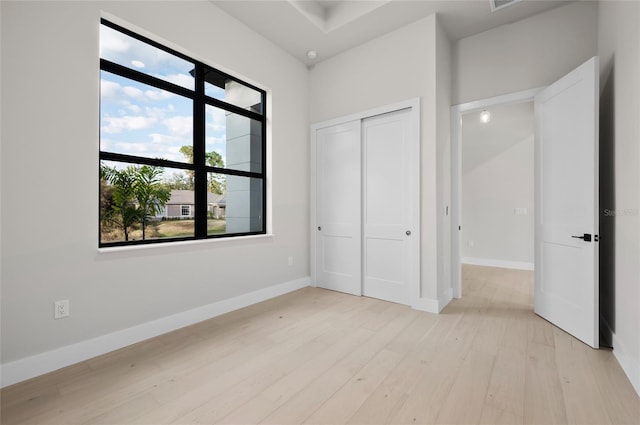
top-left (193, 64), bottom-right (207, 238)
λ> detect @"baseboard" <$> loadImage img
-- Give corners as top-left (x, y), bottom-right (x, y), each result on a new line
top-left (611, 331), bottom-right (640, 397)
top-left (412, 297), bottom-right (439, 314)
top-left (462, 257), bottom-right (534, 271)
top-left (439, 287), bottom-right (453, 311)
top-left (412, 290), bottom-right (451, 313)
top-left (0, 277), bottom-right (310, 388)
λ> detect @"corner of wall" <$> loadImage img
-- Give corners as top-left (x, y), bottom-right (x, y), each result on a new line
top-left (435, 13), bottom-right (453, 301)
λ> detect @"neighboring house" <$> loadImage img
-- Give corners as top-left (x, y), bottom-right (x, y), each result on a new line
top-left (156, 190), bottom-right (226, 219)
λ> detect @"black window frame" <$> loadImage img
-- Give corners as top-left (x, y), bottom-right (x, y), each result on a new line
top-left (99, 19), bottom-right (267, 248)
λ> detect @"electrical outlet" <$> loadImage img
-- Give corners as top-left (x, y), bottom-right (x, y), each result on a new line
top-left (288, 256), bottom-right (294, 266)
top-left (467, 240), bottom-right (474, 248)
top-left (54, 300), bottom-right (70, 319)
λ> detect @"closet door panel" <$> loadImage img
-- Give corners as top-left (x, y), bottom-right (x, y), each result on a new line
top-left (362, 109), bottom-right (416, 305)
top-left (315, 121), bottom-right (362, 295)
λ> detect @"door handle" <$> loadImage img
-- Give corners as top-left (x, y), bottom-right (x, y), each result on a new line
top-left (406, 230), bottom-right (411, 236)
top-left (318, 226), bottom-right (322, 231)
top-left (572, 233), bottom-right (592, 242)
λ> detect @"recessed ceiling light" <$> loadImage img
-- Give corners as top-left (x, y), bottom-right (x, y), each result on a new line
top-left (131, 60), bottom-right (145, 68)
top-left (306, 50), bottom-right (317, 60)
top-left (480, 110), bottom-right (491, 124)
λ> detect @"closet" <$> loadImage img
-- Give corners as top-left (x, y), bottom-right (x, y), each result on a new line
top-left (311, 100), bottom-right (420, 306)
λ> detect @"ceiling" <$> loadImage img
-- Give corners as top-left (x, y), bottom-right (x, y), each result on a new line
top-left (212, 0), bottom-right (572, 66)
top-left (462, 102), bottom-right (534, 175)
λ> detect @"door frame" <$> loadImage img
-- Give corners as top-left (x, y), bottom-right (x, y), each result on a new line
top-left (310, 97), bottom-right (421, 304)
top-left (450, 88), bottom-right (542, 298)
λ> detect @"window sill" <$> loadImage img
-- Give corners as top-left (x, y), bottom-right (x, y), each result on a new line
top-left (98, 233), bottom-right (274, 254)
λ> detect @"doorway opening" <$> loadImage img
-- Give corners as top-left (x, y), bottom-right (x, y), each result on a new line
top-left (451, 88), bottom-right (541, 300)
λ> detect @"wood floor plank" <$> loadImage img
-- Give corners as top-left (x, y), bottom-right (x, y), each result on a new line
top-left (434, 349), bottom-right (496, 424)
top-left (215, 326), bottom-right (375, 424)
top-left (483, 346), bottom-right (526, 420)
top-left (346, 313), bottom-right (459, 425)
top-left (585, 348), bottom-right (640, 425)
top-left (479, 404), bottom-right (523, 425)
top-left (524, 326), bottom-right (568, 424)
top-left (302, 348), bottom-right (403, 424)
top-left (149, 295), bottom-right (379, 424)
top-left (256, 308), bottom-right (418, 425)
top-left (1, 270), bottom-right (638, 425)
top-left (553, 327), bottom-right (613, 425)
top-left (388, 311), bottom-right (482, 424)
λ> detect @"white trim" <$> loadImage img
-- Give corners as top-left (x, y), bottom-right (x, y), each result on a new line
top-left (98, 233), bottom-right (275, 254)
top-left (611, 329), bottom-right (640, 397)
top-left (439, 287), bottom-right (453, 311)
top-left (0, 277), bottom-right (310, 388)
top-left (451, 88), bottom-right (542, 299)
top-left (412, 297), bottom-right (440, 314)
top-left (310, 98), bottom-right (421, 306)
top-left (462, 257), bottom-right (534, 271)
top-left (412, 289), bottom-right (451, 314)
top-left (310, 98), bottom-right (420, 132)
top-left (602, 313), bottom-right (640, 397)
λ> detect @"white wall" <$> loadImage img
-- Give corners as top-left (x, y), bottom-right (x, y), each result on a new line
top-left (597, 0), bottom-right (640, 396)
top-left (309, 14), bottom-right (451, 307)
top-left (462, 136), bottom-right (534, 267)
top-left (435, 18), bottom-right (452, 306)
top-left (453, 1), bottom-right (598, 104)
top-left (0, 0), bottom-right (309, 382)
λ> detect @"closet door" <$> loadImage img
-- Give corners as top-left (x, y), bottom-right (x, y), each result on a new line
top-left (315, 121), bottom-right (362, 296)
top-left (362, 109), bottom-right (418, 305)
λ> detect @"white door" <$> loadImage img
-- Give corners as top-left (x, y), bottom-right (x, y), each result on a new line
top-left (315, 121), bottom-right (362, 296)
top-left (362, 109), bottom-right (419, 305)
top-left (534, 57), bottom-right (599, 348)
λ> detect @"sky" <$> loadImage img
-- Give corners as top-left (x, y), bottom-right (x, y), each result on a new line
top-left (99, 24), bottom-right (228, 179)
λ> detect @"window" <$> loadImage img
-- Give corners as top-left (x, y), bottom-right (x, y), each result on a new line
top-left (99, 20), bottom-right (267, 247)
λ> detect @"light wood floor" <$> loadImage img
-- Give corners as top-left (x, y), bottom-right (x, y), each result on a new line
top-left (2, 265), bottom-right (639, 425)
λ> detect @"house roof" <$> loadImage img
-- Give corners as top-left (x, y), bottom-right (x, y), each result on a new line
top-left (167, 190), bottom-right (226, 205)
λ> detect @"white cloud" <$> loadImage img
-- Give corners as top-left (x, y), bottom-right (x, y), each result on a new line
top-left (144, 89), bottom-right (174, 102)
top-left (164, 116), bottom-right (193, 137)
top-left (100, 80), bottom-right (121, 98)
top-left (99, 25), bottom-right (130, 56)
top-left (145, 106), bottom-right (167, 120)
top-left (161, 73), bottom-right (195, 90)
top-left (101, 77), bottom-right (177, 105)
top-left (122, 85), bottom-right (144, 99)
top-left (102, 115), bottom-right (157, 134)
top-left (149, 133), bottom-right (188, 145)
